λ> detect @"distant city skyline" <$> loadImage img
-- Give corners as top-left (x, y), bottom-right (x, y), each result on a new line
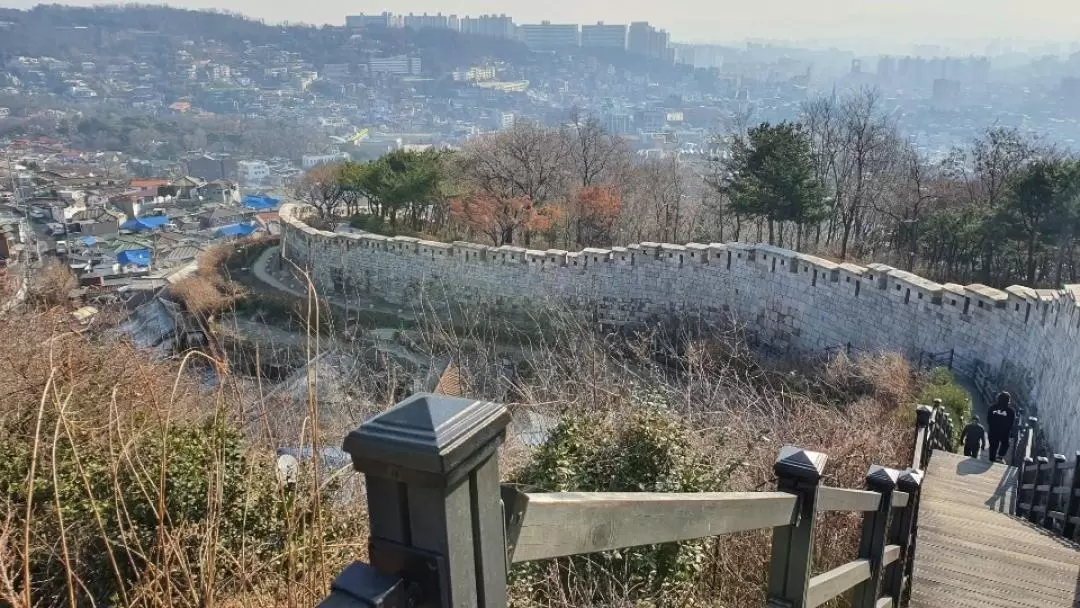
top-left (3, 0), bottom-right (1080, 55)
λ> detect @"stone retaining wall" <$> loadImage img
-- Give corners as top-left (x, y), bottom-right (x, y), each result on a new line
top-left (280, 204), bottom-right (1080, 457)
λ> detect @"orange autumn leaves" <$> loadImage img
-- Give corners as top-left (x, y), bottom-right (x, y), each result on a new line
top-left (450, 186), bottom-right (622, 248)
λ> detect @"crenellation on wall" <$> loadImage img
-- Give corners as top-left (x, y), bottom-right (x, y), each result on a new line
top-left (279, 203), bottom-right (1080, 458)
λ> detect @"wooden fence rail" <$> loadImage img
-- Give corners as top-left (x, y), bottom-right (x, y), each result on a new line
top-left (319, 394), bottom-right (952, 608)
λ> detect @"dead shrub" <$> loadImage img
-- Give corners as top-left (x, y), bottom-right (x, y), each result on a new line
top-left (30, 260), bottom-right (77, 309)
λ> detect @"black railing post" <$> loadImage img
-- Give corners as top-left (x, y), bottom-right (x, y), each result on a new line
top-left (1044, 454), bottom-right (1067, 531)
top-left (326, 393), bottom-right (512, 608)
top-left (852, 466), bottom-right (900, 608)
top-left (1017, 457), bottom-right (1036, 519)
top-left (914, 404), bottom-right (933, 469)
top-left (890, 468), bottom-right (924, 604)
top-left (1030, 456), bottom-right (1050, 525)
top-left (1064, 452), bottom-right (1080, 540)
top-left (767, 446), bottom-right (828, 608)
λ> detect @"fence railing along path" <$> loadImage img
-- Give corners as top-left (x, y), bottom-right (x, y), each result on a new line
top-left (318, 396), bottom-right (955, 608)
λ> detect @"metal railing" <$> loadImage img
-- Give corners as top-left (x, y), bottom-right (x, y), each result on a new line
top-left (319, 394), bottom-right (954, 608)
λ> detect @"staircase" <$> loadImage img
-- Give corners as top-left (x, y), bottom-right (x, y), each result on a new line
top-left (910, 450), bottom-right (1080, 607)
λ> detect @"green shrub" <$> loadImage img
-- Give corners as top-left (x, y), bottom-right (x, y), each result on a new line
top-left (918, 367), bottom-right (972, 449)
top-left (508, 396), bottom-right (732, 606)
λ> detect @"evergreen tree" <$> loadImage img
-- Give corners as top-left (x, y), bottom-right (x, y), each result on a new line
top-left (720, 122), bottom-right (824, 248)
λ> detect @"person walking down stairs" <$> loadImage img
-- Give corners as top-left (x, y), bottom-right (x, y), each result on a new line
top-left (961, 415), bottom-right (987, 459)
top-left (986, 392), bottom-right (1017, 463)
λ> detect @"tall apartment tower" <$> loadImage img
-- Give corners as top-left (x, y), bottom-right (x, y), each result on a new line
top-left (581, 22), bottom-right (628, 50)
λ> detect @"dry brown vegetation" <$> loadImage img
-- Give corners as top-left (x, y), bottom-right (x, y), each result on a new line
top-left (29, 260), bottom-right (77, 308)
top-left (168, 245), bottom-right (246, 315)
top-left (2, 263), bottom-right (921, 607)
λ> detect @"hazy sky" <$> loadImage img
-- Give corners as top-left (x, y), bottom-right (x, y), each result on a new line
top-left (4, 0), bottom-right (1080, 51)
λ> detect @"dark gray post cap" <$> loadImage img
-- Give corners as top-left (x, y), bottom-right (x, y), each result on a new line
top-left (915, 405), bottom-right (933, 427)
top-left (343, 393), bottom-right (510, 483)
top-left (866, 465), bottom-right (900, 492)
top-left (1028, 416), bottom-right (1039, 425)
top-left (897, 468), bottom-right (923, 492)
top-left (1054, 454), bottom-right (1067, 463)
top-left (1037, 456), bottom-right (1049, 464)
top-left (774, 445), bottom-right (828, 482)
top-left (324, 561), bottom-right (407, 607)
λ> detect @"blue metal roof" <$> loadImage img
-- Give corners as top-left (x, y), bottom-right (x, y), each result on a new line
top-left (120, 215), bottom-right (170, 232)
top-left (243, 195), bottom-right (279, 210)
top-left (117, 248), bottom-right (151, 266)
top-left (215, 222), bottom-right (258, 238)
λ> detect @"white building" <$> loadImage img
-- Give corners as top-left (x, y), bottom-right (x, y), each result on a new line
top-left (369, 56), bottom-right (422, 76)
top-left (238, 160), bottom-right (271, 185)
top-left (500, 112), bottom-right (515, 130)
top-left (302, 153), bottom-right (350, 170)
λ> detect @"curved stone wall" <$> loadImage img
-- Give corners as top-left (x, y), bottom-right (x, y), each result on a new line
top-left (280, 204), bottom-right (1080, 457)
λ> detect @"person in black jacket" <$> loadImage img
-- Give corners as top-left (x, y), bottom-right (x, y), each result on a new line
top-left (961, 415), bottom-right (987, 459)
top-left (986, 391), bottom-right (1017, 463)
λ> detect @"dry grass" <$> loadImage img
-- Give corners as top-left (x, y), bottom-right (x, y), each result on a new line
top-left (0, 303), bottom-right (364, 607)
top-left (3, 263), bottom-right (922, 607)
top-left (404, 304), bottom-right (917, 607)
top-left (168, 246), bottom-right (248, 315)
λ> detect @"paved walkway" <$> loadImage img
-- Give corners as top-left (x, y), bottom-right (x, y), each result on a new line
top-left (910, 450), bottom-right (1080, 607)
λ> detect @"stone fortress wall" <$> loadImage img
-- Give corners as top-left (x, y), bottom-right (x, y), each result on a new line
top-left (279, 204), bottom-right (1080, 458)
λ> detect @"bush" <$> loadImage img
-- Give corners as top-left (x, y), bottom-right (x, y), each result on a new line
top-left (509, 397), bottom-right (730, 607)
top-left (918, 367), bottom-right (972, 448)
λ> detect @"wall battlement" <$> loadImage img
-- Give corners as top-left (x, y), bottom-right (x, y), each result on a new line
top-left (279, 203), bottom-right (1080, 456)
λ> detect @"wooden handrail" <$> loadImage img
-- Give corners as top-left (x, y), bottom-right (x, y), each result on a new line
top-left (320, 393), bottom-right (938, 608)
top-left (817, 486), bottom-right (882, 512)
top-left (504, 491), bottom-right (798, 563)
top-left (806, 559), bottom-right (872, 607)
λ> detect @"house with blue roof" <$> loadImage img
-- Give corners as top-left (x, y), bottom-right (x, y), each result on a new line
top-left (116, 248), bottom-right (152, 268)
top-left (215, 223), bottom-right (258, 239)
top-left (120, 215), bottom-right (170, 233)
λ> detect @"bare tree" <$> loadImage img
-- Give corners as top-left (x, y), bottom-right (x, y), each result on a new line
top-left (291, 163), bottom-right (345, 221)
top-left (457, 122), bottom-right (569, 245)
top-left (802, 88), bottom-right (901, 259)
top-left (634, 156), bottom-right (690, 243)
top-left (563, 110), bottom-right (631, 188)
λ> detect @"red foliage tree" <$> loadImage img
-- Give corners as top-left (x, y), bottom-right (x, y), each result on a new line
top-left (450, 194), bottom-right (551, 246)
top-left (569, 185), bottom-right (622, 247)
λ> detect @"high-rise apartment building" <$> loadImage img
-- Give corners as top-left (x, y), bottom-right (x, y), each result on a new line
top-left (459, 14), bottom-right (516, 39)
top-left (519, 21), bottom-right (580, 50)
top-left (627, 21), bottom-right (672, 62)
top-left (581, 22), bottom-right (627, 50)
top-left (345, 12), bottom-right (395, 29)
top-left (628, 22), bottom-right (651, 55)
top-left (401, 13), bottom-right (457, 31)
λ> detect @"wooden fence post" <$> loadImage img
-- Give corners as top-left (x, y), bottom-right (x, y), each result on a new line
top-left (1064, 452), bottom-right (1080, 540)
top-left (852, 466), bottom-right (900, 608)
top-left (1030, 456), bottom-right (1050, 525)
top-left (1017, 457), bottom-right (1036, 520)
top-left (767, 446), bottom-right (828, 608)
top-left (1043, 454), bottom-right (1067, 531)
top-left (328, 393), bottom-right (511, 608)
top-left (915, 405), bottom-right (933, 469)
top-left (889, 468), bottom-right (924, 604)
